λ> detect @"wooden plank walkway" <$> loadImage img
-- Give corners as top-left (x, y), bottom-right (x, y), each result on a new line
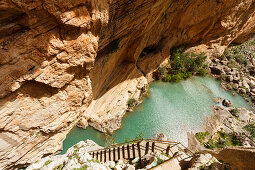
top-left (88, 139), bottom-right (193, 164)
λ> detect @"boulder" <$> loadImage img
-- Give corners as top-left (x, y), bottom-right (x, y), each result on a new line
top-left (221, 60), bottom-right (228, 66)
top-left (223, 66), bottom-right (231, 74)
top-left (233, 77), bottom-right (240, 83)
top-left (242, 79), bottom-right (250, 89)
top-left (222, 99), bottom-right (232, 107)
top-left (155, 133), bottom-right (168, 141)
top-left (238, 88), bottom-right (246, 95)
top-left (232, 83), bottom-right (239, 90)
top-left (251, 58), bottom-right (255, 65)
top-left (210, 66), bottom-right (224, 75)
top-left (226, 75), bottom-right (234, 82)
top-left (230, 68), bottom-right (238, 75)
top-left (188, 153), bottom-right (219, 170)
top-left (125, 165), bottom-right (135, 170)
top-left (249, 80), bottom-right (255, 88)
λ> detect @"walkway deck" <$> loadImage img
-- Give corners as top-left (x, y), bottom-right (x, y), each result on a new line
top-left (89, 139), bottom-right (193, 168)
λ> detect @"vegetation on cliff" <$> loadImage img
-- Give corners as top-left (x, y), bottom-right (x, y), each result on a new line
top-left (243, 124), bottom-right (255, 139)
top-left (195, 130), bottom-right (242, 149)
top-left (221, 41), bottom-right (255, 70)
top-left (157, 47), bottom-right (208, 82)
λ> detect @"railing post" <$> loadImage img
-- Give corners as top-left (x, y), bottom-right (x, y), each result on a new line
top-left (145, 142), bottom-right (149, 155)
top-left (137, 142), bottom-right (142, 166)
top-left (113, 148), bottom-right (116, 161)
top-left (122, 145), bottom-right (125, 159)
top-left (152, 142), bottom-right (155, 152)
top-left (127, 145), bottom-right (130, 159)
top-left (118, 147), bottom-right (121, 160)
top-left (109, 149), bottom-right (111, 161)
top-left (132, 144), bottom-right (136, 158)
top-left (166, 145), bottom-right (170, 156)
top-left (93, 152), bottom-right (95, 158)
top-left (104, 150), bottom-right (107, 162)
top-left (96, 152), bottom-right (99, 160)
top-left (137, 142), bottom-right (141, 158)
top-left (100, 151), bottom-right (103, 162)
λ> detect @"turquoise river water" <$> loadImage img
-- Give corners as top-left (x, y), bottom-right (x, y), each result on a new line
top-left (60, 77), bottom-right (252, 154)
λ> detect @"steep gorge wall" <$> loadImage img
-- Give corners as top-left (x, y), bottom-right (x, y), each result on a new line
top-left (0, 0), bottom-right (255, 168)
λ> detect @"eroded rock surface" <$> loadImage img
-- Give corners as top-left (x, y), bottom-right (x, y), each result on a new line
top-left (1, 0), bottom-right (255, 168)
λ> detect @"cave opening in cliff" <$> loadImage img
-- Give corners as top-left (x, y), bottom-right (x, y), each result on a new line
top-left (139, 44), bottom-right (161, 58)
top-left (96, 38), bottom-right (120, 60)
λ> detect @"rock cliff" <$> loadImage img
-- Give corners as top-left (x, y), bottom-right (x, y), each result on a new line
top-left (0, 0), bottom-right (255, 168)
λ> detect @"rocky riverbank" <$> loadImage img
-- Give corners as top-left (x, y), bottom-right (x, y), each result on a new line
top-left (209, 41), bottom-right (255, 108)
top-left (189, 104), bottom-right (255, 149)
top-left (188, 99), bottom-right (255, 169)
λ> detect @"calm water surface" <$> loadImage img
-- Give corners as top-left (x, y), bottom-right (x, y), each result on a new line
top-left (61, 77), bottom-right (252, 154)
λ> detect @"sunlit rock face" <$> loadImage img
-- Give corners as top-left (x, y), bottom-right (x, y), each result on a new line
top-left (0, 0), bottom-right (255, 168)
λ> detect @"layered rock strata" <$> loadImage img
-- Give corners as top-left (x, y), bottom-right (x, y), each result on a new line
top-left (1, 0), bottom-right (255, 168)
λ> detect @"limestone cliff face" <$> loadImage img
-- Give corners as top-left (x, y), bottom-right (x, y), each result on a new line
top-left (0, 0), bottom-right (255, 168)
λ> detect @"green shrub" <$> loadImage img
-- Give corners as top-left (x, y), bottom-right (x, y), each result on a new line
top-left (54, 164), bottom-right (64, 170)
top-left (195, 131), bottom-right (209, 143)
top-left (44, 160), bottom-right (53, 166)
top-left (77, 166), bottom-right (88, 170)
top-left (163, 74), bottom-right (172, 82)
top-left (197, 68), bottom-right (207, 77)
top-left (205, 139), bottom-right (216, 149)
top-left (170, 48), bottom-right (207, 74)
top-left (183, 71), bottom-right (193, 78)
top-left (234, 54), bottom-right (248, 65)
top-left (125, 137), bottom-right (131, 142)
top-left (204, 131), bottom-right (242, 149)
top-left (227, 59), bottom-right (238, 68)
top-left (163, 72), bottom-right (193, 82)
top-left (162, 47), bottom-right (207, 82)
top-left (171, 73), bottom-right (184, 82)
top-left (230, 108), bottom-right (239, 117)
top-left (244, 124), bottom-right (255, 138)
top-left (222, 41), bottom-right (253, 66)
top-left (157, 157), bottom-right (164, 165)
top-left (135, 131), bottom-right (144, 140)
top-left (158, 66), bottom-right (168, 76)
top-left (128, 98), bottom-right (137, 108)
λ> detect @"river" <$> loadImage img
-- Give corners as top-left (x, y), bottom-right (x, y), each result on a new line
top-left (60, 76), bottom-right (252, 154)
